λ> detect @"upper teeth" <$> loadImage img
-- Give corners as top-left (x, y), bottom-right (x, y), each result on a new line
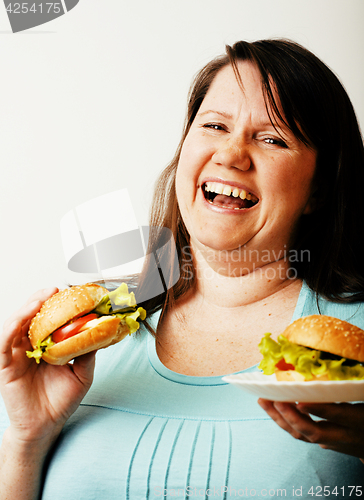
top-left (204, 182), bottom-right (257, 202)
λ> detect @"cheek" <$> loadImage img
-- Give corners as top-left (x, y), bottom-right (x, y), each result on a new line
top-left (266, 156), bottom-right (316, 200)
top-left (175, 161), bottom-right (194, 211)
top-left (174, 168), bottom-right (184, 209)
top-left (178, 132), bottom-right (213, 177)
top-left (175, 141), bottom-right (205, 200)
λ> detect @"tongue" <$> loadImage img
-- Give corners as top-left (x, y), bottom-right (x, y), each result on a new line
top-left (213, 194), bottom-right (247, 209)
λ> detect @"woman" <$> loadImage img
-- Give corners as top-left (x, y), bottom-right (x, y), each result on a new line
top-left (1, 40), bottom-right (363, 499)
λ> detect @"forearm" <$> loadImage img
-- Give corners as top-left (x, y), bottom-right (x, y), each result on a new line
top-left (0, 428), bottom-right (57, 500)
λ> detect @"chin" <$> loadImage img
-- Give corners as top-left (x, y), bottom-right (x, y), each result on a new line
top-left (191, 231), bottom-right (249, 255)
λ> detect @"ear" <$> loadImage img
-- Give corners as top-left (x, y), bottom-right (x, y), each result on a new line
top-left (303, 196), bottom-right (316, 215)
top-left (303, 182), bottom-right (325, 215)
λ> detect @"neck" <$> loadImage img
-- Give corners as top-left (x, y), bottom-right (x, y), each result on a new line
top-left (189, 246), bottom-right (301, 308)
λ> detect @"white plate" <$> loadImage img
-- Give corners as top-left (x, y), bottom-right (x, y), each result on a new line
top-left (222, 372), bottom-right (364, 402)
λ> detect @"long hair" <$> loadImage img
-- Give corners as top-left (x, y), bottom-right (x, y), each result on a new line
top-left (138, 39), bottom-right (364, 329)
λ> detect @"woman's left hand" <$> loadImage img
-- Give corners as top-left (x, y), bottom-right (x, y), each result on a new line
top-left (258, 399), bottom-right (364, 463)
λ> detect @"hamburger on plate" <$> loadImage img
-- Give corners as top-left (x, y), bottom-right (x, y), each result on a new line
top-left (258, 315), bottom-right (364, 381)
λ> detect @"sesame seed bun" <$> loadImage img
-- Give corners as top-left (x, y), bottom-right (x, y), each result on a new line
top-left (283, 315), bottom-right (364, 363)
top-left (28, 284), bottom-right (130, 365)
top-left (42, 315), bottom-right (130, 365)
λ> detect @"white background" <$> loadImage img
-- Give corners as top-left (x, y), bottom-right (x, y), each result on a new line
top-left (0, 0), bottom-right (363, 324)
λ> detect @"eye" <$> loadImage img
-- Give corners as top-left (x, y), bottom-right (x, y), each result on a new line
top-left (202, 123), bottom-right (227, 132)
top-left (264, 137), bottom-right (287, 148)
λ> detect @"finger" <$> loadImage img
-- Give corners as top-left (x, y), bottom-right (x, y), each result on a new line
top-left (25, 287), bottom-right (59, 306)
top-left (3, 299), bottom-right (44, 333)
top-left (0, 319), bottom-right (23, 369)
top-left (71, 351), bottom-right (97, 389)
top-left (3, 288), bottom-right (58, 330)
top-left (297, 402), bottom-right (364, 427)
top-left (260, 400), bottom-right (364, 457)
top-left (273, 402), bottom-right (345, 445)
top-left (0, 298), bottom-right (50, 369)
top-left (258, 399), bottom-right (310, 442)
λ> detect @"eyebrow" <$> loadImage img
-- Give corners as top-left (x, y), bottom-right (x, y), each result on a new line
top-left (197, 110), bottom-right (234, 120)
top-left (197, 109), bottom-right (287, 132)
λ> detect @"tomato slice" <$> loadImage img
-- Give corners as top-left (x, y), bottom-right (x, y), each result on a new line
top-left (275, 358), bottom-right (295, 371)
top-left (52, 313), bottom-right (99, 343)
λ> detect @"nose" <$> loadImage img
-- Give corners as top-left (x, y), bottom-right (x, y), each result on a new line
top-left (212, 136), bottom-right (252, 171)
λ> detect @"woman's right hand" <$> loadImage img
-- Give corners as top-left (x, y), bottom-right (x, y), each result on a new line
top-left (0, 287), bottom-right (96, 448)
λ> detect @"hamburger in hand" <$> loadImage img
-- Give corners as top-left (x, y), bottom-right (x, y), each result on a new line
top-left (258, 315), bottom-right (364, 381)
top-left (26, 283), bottom-right (146, 365)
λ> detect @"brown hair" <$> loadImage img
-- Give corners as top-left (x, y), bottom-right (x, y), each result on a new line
top-left (137, 39), bottom-right (364, 327)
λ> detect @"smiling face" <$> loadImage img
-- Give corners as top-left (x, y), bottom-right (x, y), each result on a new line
top-left (175, 61), bottom-right (317, 272)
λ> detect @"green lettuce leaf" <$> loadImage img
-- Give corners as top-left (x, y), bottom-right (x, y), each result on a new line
top-left (93, 283), bottom-right (146, 334)
top-left (26, 335), bottom-right (55, 364)
top-left (94, 283), bottom-right (137, 315)
top-left (258, 333), bottom-right (364, 380)
top-left (114, 307), bottom-right (147, 334)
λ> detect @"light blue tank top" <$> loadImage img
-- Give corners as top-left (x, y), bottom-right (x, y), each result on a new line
top-left (1, 282), bottom-right (363, 498)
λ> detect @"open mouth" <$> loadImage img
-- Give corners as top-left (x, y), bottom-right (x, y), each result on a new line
top-left (202, 182), bottom-right (259, 210)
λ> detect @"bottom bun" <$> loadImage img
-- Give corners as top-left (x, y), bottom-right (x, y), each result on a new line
top-left (275, 370), bottom-right (329, 382)
top-left (42, 316), bottom-right (130, 365)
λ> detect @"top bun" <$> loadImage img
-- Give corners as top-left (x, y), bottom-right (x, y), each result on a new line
top-left (29, 283), bottom-right (108, 348)
top-left (283, 315), bottom-right (364, 363)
